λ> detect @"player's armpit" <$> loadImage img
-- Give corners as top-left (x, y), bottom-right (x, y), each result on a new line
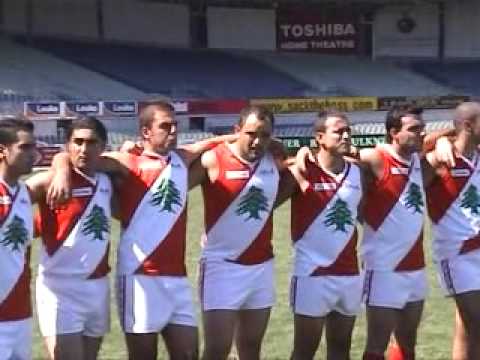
top-left (178, 134), bottom-right (238, 166)
top-left (201, 149), bottom-right (220, 183)
top-left (47, 152), bottom-right (72, 207)
top-left (274, 166), bottom-right (300, 208)
top-left (25, 170), bottom-right (53, 204)
top-left (188, 157), bottom-right (208, 190)
top-left (99, 152), bottom-right (131, 178)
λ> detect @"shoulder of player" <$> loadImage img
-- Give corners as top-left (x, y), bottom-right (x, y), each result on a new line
top-left (200, 149), bottom-right (219, 169)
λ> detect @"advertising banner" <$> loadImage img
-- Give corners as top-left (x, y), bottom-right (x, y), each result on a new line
top-left (279, 134), bottom-right (384, 154)
top-left (276, 8), bottom-right (359, 53)
top-left (378, 96), bottom-right (469, 110)
top-left (102, 101), bottom-right (137, 117)
top-left (251, 97), bottom-right (378, 114)
top-left (64, 101), bottom-right (102, 117)
top-left (24, 102), bottom-right (62, 119)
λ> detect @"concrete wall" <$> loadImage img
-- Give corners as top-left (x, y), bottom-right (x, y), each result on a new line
top-left (208, 7), bottom-right (275, 50)
top-left (103, 0), bottom-right (189, 47)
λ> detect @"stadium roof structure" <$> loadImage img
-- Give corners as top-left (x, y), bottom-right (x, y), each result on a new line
top-left (148, 0), bottom-right (433, 4)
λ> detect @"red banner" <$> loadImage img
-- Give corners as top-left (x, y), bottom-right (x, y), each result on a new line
top-left (276, 8), bottom-right (359, 54)
top-left (188, 99), bottom-right (248, 115)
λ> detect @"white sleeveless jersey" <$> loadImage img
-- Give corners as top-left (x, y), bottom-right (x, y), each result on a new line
top-left (201, 144), bottom-right (279, 264)
top-left (0, 182), bottom-right (33, 307)
top-left (117, 151), bottom-right (188, 275)
top-left (38, 172), bottom-right (112, 278)
top-left (427, 153), bottom-right (480, 260)
top-left (361, 146), bottom-right (426, 271)
top-left (291, 161), bottom-right (362, 276)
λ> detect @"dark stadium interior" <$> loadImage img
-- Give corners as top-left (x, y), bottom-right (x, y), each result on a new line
top-left (16, 37), bottom-right (315, 99)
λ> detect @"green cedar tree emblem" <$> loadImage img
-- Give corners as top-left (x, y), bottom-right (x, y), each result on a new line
top-left (323, 198), bottom-right (354, 232)
top-left (82, 205), bottom-right (109, 241)
top-left (150, 179), bottom-right (182, 213)
top-left (235, 186), bottom-right (269, 221)
top-left (404, 183), bottom-right (424, 214)
top-left (0, 215), bottom-right (29, 251)
top-left (460, 184), bottom-right (480, 215)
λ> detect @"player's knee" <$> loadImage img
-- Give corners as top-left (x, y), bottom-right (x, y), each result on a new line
top-left (203, 344), bottom-right (231, 360)
top-left (171, 348), bottom-right (198, 360)
top-left (328, 335), bottom-right (352, 356)
top-left (291, 348), bottom-right (316, 360)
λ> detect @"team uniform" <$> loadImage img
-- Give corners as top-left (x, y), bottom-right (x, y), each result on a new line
top-left (0, 180), bottom-right (33, 360)
top-left (427, 152), bottom-right (480, 296)
top-left (36, 169), bottom-right (112, 337)
top-left (115, 150), bottom-right (195, 333)
top-left (361, 145), bottom-right (427, 309)
top-left (290, 160), bottom-right (363, 317)
top-left (199, 143), bottom-right (279, 311)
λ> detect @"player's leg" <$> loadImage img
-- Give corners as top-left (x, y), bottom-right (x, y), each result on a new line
top-left (452, 307), bottom-right (468, 360)
top-left (325, 311), bottom-right (356, 360)
top-left (83, 336), bottom-right (103, 360)
top-left (202, 310), bottom-right (237, 360)
top-left (363, 306), bottom-right (397, 358)
top-left (455, 290), bottom-right (480, 359)
top-left (235, 308), bottom-right (271, 360)
top-left (162, 324), bottom-right (198, 360)
top-left (125, 333), bottom-right (158, 360)
top-left (44, 334), bottom-right (84, 360)
top-left (291, 314), bottom-right (325, 360)
top-left (392, 300), bottom-right (424, 360)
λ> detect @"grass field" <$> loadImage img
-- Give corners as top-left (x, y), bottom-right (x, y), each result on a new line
top-left (31, 188), bottom-right (455, 359)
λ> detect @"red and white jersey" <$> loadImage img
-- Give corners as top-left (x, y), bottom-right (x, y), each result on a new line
top-left (37, 169), bottom-right (112, 279)
top-left (427, 153), bottom-right (480, 260)
top-left (291, 160), bottom-right (362, 276)
top-left (361, 145), bottom-right (425, 271)
top-left (0, 181), bottom-right (33, 321)
top-left (201, 143), bottom-right (279, 265)
top-left (117, 150), bottom-right (188, 276)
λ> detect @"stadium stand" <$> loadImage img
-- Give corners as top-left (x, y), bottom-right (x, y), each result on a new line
top-left (272, 120), bottom-right (453, 138)
top-left (410, 61), bottom-right (480, 96)
top-left (0, 36), bottom-right (145, 105)
top-left (17, 38), bottom-right (314, 98)
top-left (242, 51), bottom-right (456, 96)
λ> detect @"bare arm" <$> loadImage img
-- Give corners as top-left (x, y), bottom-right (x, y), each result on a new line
top-left (359, 147), bottom-right (384, 181)
top-left (422, 128), bottom-right (455, 155)
top-left (25, 170), bottom-right (54, 204)
top-left (47, 151), bottom-right (131, 206)
top-left (188, 157), bottom-right (209, 190)
top-left (274, 165), bottom-right (301, 208)
top-left (177, 134), bottom-right (238, 167)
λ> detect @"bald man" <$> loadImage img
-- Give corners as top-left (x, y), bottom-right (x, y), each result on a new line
top-left (425, 102), bottom-right (480, 359)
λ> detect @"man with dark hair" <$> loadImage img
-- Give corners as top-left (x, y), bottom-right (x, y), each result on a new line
top-left (276, 110), bottom-right (365, 360)
top-left (48, 102), bottom-right (236, 360)
top-left (297, 105), bottom-right (451, 360)
top-left (197, 105), bottom-right (285, 360)
top-left (0, 118), bottom-right (37, 360)
top-left (27, 116), bottom-right (113, 360)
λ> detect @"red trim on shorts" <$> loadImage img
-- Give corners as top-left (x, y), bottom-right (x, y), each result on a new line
top-left (290, 276), bottom-right (298, 311)
top-left (121, 275), bottom-right (126, 330)
top-left (199, 260), bottom-right (206, 311)
top-left (459, 233), bottom-right (480, 255)
top-left (440, 259), bottom-right (456, 295)
top-left (363, 270), bottom-right (374, 305)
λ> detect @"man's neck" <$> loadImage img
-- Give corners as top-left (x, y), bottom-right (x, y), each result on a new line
top-left (0, 167), bottom-right (18, 188)
top-left (389, 142), bottom-right (413, 162)
top-left (454, 132), bottom-right (478, 159)
top-left (228, 142), bottom-right (255, 165)
top-left (143, 143), bottom-right (169, 157)
top-left (316, 149), bottom-right (345, 175)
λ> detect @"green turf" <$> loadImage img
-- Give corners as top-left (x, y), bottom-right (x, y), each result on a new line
top-left (31, 189), bottom-right (455, 359)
